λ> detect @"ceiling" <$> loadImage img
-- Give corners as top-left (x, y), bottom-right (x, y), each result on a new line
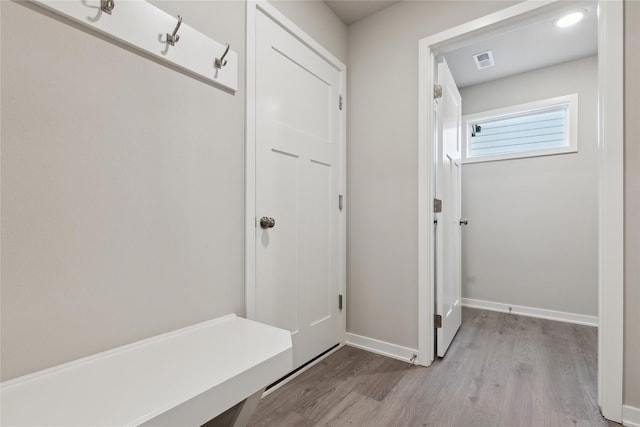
top-left (322, 0), bottom-right (597, 89)
top-left (442, 2), bottom-right (598, 88)
top-left (324, 0), bottom-right (400, 25)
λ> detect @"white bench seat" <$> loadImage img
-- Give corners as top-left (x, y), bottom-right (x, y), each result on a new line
top-left (1, 315), bottom-right (292, 426)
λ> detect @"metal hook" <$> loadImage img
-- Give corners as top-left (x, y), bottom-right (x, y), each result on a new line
top-left (100, 0), bottom-right (115, 15)
top-left (166, 15), bottom-right (182, 46)
top-left (215, 43), bottom-right (230, 69)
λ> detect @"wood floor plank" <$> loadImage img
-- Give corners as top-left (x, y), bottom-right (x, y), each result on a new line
top-left (294, 349), bottom-right (388, 422)
top-left (314, 391), bottom-right (381, 426)
top-left (351, 355), bottom-right (409, 401)
top-left (248, 308), bottom-right (618, 427)
top-left (540, 323), bottom-right (600, 426)
top-left (498, 361), bottom-right (545, 427)
top-left (250, 348), bottom-right (367, 422)
top-left (567, 323), bottom-right (603, 423)
top-left (453, 313), bottom-right (516, 425)
top-left (409, 309), bottom-right (505, 426)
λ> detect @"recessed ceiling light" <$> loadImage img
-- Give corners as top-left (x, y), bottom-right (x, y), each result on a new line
top-left (554, 9), bottom-right (586, 28)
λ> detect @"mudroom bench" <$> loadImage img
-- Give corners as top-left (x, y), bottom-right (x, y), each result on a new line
top-left (1, 315), bottom-right (292, 426)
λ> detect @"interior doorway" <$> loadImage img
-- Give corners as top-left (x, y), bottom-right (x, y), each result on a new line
top-left (433, 1), bottom-right (599, 357)
top-left (417, 0), bottom-right (624, 421)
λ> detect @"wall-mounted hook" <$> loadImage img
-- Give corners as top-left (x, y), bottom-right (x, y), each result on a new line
top-left (215, 43), bottom-right (230, 69)
top-left (166, 15), bottom-right (182, 46)
top-left (100, 0), bottom-right (115, 15)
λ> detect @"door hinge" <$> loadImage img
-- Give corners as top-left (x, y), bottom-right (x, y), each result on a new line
top-left (434, 198), bottom-right (442, 213)
top-left (339, 294), bottom-right (343, 310)
top-left (434, 84), bottom-right (443, 99)
top-left (434, 314), bottom-right (442, 328)
top-left (339, 194), bottom-right (344, 211)
top-left (339, 95), bottom-right (343, 111)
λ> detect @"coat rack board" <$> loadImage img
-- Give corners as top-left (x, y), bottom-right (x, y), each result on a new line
top-left (32, 0), bottom-right (238, 92)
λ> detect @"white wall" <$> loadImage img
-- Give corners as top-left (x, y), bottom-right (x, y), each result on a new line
top-left (0, 0), bottom-right (345, 381)
top-left (347, 1), bottom-right (518, 350)
top-left (459, 56), bottom-right (598, 316)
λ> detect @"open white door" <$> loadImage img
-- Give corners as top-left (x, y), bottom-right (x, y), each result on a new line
top-left (435, 58), bottom-right (462, 357)
top-left (254, 9), bottom-right (342, 370)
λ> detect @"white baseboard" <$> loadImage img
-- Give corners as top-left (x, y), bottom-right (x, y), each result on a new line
top-left (623, 405), bottom-right (640, 427)
top-left (346, 333), bottom-right (418, 364)
top-left (461, 298), bottom-right (598, 327)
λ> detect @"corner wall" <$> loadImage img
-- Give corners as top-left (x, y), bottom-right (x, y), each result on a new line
top-left (460, 56), bottom-right (598, 318)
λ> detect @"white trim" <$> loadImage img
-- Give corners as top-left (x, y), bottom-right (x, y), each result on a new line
top-left (245, 1), bottom-right (257, 320)
top-left (250, 1), bottom-right (345, 71)
top-left (417, 0), bottom-right (624, 420)
top-left (597, 0), bottom-right (625, 422)
top-left (461, 94), bottom-right (579, 164)
top-left (419, 1), bottom-right (556, 52)
top-left (623, 405), bottom-right (640, 427)
top-left (416, 36), bottom-right (434, 368)
top-left (244, 0), bottom-right (347, 334)
top-left (461, 298), bottom-right (598, 327)
top-left (261, 343), bottom-right (344, 398)
top-left (346, 333), bottom-right (418, 364)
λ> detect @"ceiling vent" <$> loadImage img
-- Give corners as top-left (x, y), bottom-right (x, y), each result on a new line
top-left (473, 50), bottom-right (495, 70)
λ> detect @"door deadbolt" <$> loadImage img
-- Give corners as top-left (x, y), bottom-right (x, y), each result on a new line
top-left (260, 217), bottom-right (276, 229)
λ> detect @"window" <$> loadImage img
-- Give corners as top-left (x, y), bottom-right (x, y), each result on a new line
top-left (462, 94), bottom-right (578, 163)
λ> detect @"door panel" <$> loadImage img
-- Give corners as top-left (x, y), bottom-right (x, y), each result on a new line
top-left (255, 10), bottom-right (341, 369)
top-left (301, 160), bottom-right (332, 326)
top-left (268, 47), bottom-right (332, 142)
top-left (256, 150), bottom-right (299, 333)
top-left (435, 58), bottom-right (462, 357)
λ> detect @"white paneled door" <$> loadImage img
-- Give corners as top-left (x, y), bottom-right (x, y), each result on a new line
top-left (435, 59), bottom-right (463, 357)
top-left (255, 10), bottom-right (342, 370)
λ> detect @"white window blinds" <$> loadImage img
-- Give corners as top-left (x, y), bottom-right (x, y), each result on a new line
top-left (462, 94), bottom-right (578, 163)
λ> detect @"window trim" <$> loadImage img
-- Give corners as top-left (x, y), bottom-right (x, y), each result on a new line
top-left (461, 94), bottom-right (579, 164)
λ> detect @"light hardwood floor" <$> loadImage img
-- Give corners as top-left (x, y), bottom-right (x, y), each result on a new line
top-left (249, 307), bottom-right (619, 427)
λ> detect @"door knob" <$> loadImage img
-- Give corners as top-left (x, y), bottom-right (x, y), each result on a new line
top-left (459, 219), bottom-right (468, 226)
top-left (260, 217), bottom-right (276, 229)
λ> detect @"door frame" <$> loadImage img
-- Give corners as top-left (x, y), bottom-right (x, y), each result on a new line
top-left (245, 0), bottom-right (347, 343)
top-left (417, 0), bottom-right (624, 421)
